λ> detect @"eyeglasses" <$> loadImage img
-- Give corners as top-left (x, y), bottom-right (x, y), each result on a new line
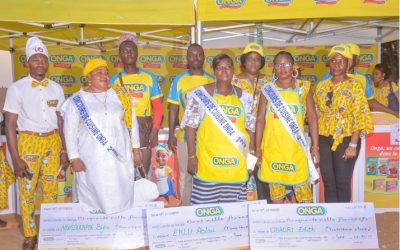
top-left (274, 62), bottom-right (293, 69)
top-left (326, 91), bottom-right (333, 107)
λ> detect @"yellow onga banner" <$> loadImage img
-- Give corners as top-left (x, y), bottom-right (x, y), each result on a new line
top-left (13, 43), bottom-right (377, 127)
top-left (203, 44), bottom-right (378, 89)
top-left (197, 0), bottom-right (398, 21)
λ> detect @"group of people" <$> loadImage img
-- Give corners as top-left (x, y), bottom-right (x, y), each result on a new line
top-left (0, 34), bottom-right (398, 250)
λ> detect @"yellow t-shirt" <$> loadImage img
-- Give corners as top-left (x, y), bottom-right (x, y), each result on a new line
top-left (373, 82), bottom-right (399, 107)
top-left (314, 78), bottom-right (373, 151)
top-left (110, 69), bottom-right (163, 117)
top-left (167, 70), bottom-right (214, 141)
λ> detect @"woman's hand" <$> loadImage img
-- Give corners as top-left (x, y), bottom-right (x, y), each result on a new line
top-left (310, 146), bottom-right (320, 165)
top-left (132, 148), bottom-right (142, 166)
top-left (343, 146), bottom-right (357, 160)
top-left (255, 150), bottom-right (262, 167)
top-left (187, 156), bottom-right (198, 175)
top-left (71, 159), bottom-right (86, 172)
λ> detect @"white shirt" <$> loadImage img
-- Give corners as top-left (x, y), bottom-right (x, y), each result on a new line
top-left (3, 75), bottom-right (65, 132)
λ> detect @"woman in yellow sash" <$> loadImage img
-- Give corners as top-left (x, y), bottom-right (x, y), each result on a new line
top-left (183, 54), bottom-right (256, 204)
top-left (255, 51), bottom-right (319, 204)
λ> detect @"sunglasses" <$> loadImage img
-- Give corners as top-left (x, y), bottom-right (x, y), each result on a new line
top-left (326, 91), bottom-right (333, 107)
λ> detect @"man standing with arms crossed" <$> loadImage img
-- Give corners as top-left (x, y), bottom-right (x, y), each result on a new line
top-left (4, 37), bottom-right (68, 250)
top-left (110, 34), bottom-right (163, 174)
top-left (167, 44), bottom-right (214, 205)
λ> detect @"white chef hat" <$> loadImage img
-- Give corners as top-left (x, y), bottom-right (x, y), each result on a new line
top-left (26, 37), bottom-right (48, 61)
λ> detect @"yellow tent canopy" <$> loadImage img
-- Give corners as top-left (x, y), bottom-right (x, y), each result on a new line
top-left (197, 0), bottom-right (398, 22)
top-left (0, 0), bottom-right (194, 51)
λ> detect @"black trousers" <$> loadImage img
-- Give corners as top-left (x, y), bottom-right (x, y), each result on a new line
top-left (319, 135), bottom-right (361, 203)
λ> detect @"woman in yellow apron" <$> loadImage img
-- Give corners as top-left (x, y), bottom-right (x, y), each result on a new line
top-left (182, 54), bottom-right (256, 204)
top-left (314, 45), bottom-right (373, 202)
top-left (255, 51), bottom-right (319, 204)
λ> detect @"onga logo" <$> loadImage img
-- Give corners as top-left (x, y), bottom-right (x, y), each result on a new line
top-left (297, 206), bottom-right (326, 216)
top-left (314, 0), bottom-right (338, 5)
top-left (321, 54), bottom-right (329, 63)
top-left (206, 55), bottom-right (216, 65)
top-left (195, 206), bottom-right (224, 217)
top-left (221, 104), bottom-right (242, 117)
top-left (109, 55), bottom-right (122, 68)
top-left (363, 0), bottom-right (385, 4)
top-left (215, 0), bottom-right (245, 9)
top-left (49, 54), bottom-right (75, 69)
top-left (49, 75), bottom-right (76, 87)
top-left (212, 156), bottom-right (239, 167)
top-left (357, 53), bottom-right (374, 68)
top-left (79, 55), bottom-right (106, 64)
top-left (265, 54), bottom-right (275, 67)
top-left (271, 162), bottom-right (296, 172)
top-left (264, 0), bottom-right (292, 6)
top-left (156, 75), bottom-right (166, 84)
top-left (168, 55), bottom-right (187, 68)
top-left (235, 55), bottom-right (241, 64)
top-left (294, 54), bottom-right (318, 68)
top-left (64, 186), bottom-right (72, 194)
top-left (124, 83), bottom-right (147, 98)
top-left (80, 76), bottom-right (88, 84)
top-left (301, 75), bottom-right (318, 84)
top-left (139, 54), bottom-right (164, 69)
top-left (19, 55), bottom-right (27, 64)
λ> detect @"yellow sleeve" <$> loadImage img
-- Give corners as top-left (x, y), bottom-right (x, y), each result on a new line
top-left (351, 82), bottom-right (374, 136)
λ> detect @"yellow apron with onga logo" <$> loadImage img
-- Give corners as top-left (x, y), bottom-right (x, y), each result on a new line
top-left (259, 84), bottom-right (308, 186)
top-left (196, 91), bottom-right (249, 183)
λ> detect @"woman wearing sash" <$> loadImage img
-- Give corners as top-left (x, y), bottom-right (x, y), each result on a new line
top-left (314, 45), bottom-right (373, 203)
top-left (232, 42), bottom-right (270, 200)
top-left (61, 59), bottom-right (141, 213)
top-left (182, 54), bottom-right (255, 204)
top-left (255, 51), bottom-right (319, 204)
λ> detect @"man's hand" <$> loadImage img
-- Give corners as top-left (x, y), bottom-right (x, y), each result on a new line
top-left (71, 159), bottom-right (86, 172)
top-left (168, 134), bottom-right (177, 153)
top-left (13, 157), bottom-right (29, 178)
top-left (148, 128), bottom-right (159, 148)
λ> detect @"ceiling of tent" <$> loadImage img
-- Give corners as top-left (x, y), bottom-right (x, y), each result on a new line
top-left (0, 0), bottom-right (398, 51)
top-left (0, 0), bottom-right (194, 51)
top-left (201, 17), bottom-right (399, 48)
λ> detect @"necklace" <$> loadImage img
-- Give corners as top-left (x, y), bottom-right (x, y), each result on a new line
top-left (92, 91), bottom-right (108, 116)
top-left (215, 84), bottom-right (234, 96)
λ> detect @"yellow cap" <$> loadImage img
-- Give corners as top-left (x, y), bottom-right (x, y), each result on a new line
top-left (346, 43), bottom-right (360, 56)
top-left (242, 42), bottom-right (264, 57)
top-left (328, 44), bottom-right (353, 60)
top-left (83, 58), bottom-right (108, 76)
